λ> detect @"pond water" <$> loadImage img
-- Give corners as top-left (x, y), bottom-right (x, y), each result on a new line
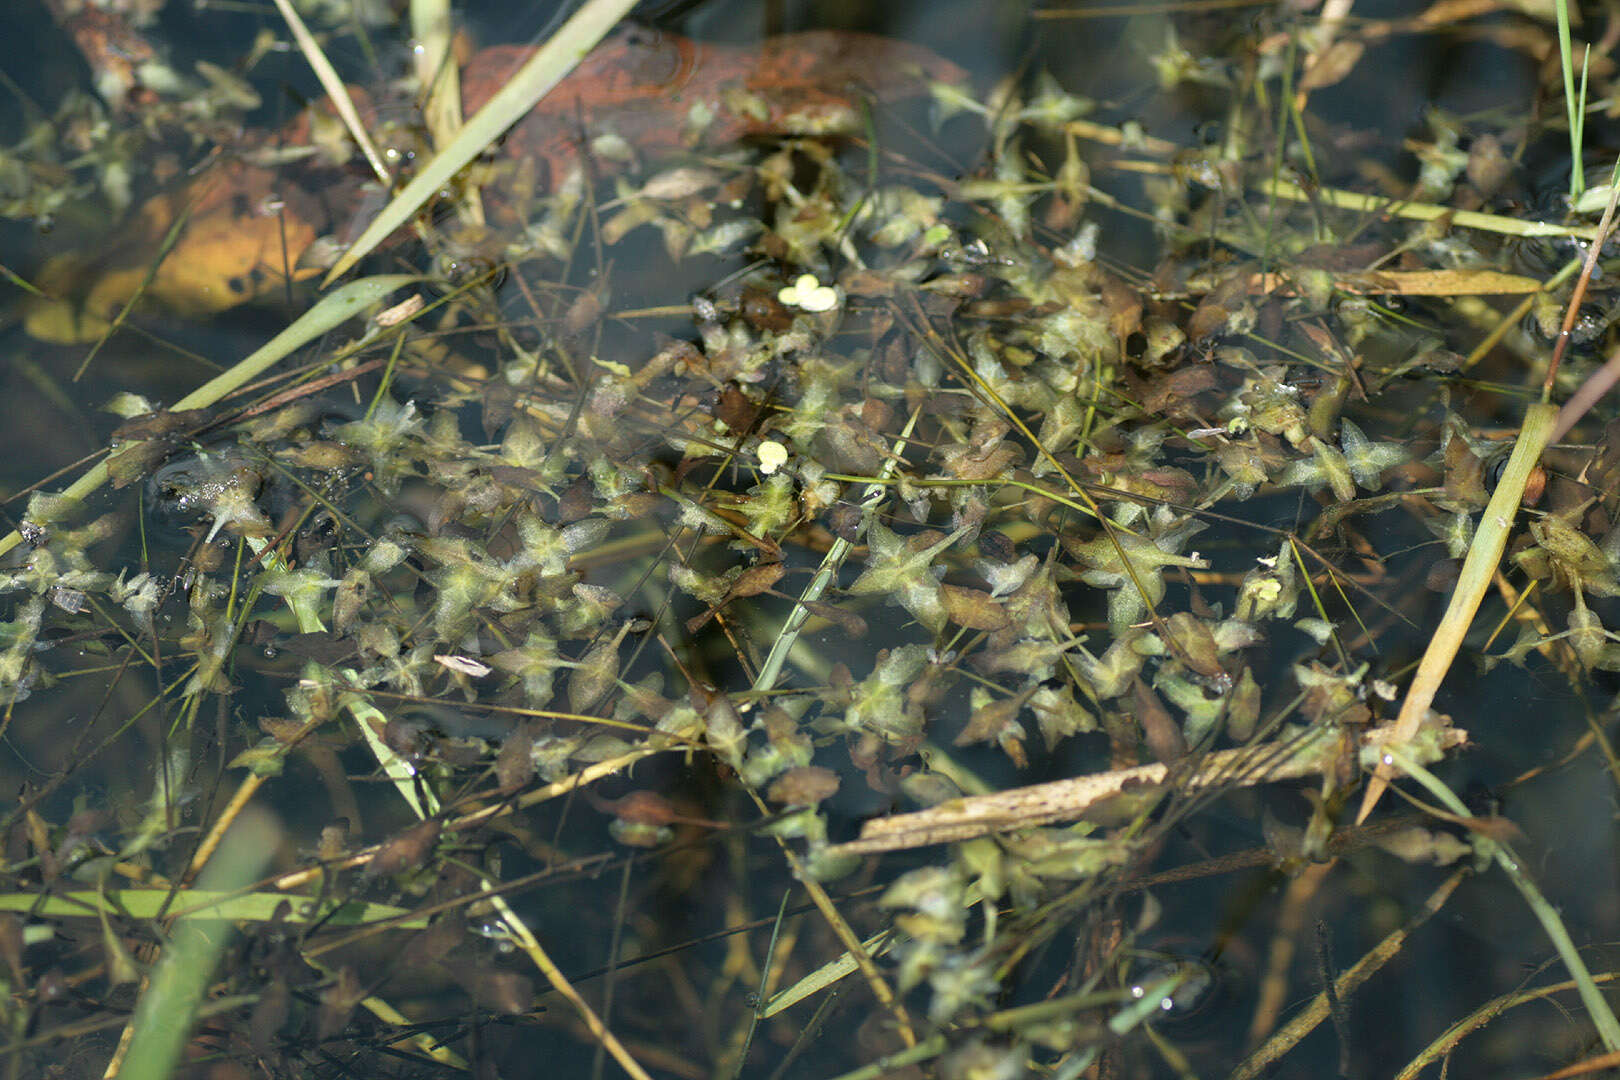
top-left (1, 1), bottom-right (1618, 1078)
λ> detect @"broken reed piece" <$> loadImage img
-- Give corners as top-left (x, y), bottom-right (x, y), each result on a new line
top-left (826, 718), bottom-right (1468, 857)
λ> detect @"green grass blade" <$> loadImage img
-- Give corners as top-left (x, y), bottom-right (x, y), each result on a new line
top-left (1555, 0), bottom-right (1584, 198)
top-left (0, 887), bottom-right (423, 926)
top-left (1388, 747), bottom-right (1620, 1053)
top-left (116, 810), bottom-right (278, 1080)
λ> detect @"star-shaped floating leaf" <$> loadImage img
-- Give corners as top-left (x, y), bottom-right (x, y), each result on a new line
top-left (259, 565), bottom-right (340, 610)
top-left (490, 630), bottom-right (561, 704)
top-left (977, 553), bottom-right (1039, 599)
top-left (846, 523), bottom-right (968, 597)
top-left (1069, 524), bottom-right (1209, 635)
top-left (1424, 510), bottom-right (1473, 559)
top-left (1066, 529), bottom-right (1209, 582)
top-left (1275, 437), bottom-right (1353, 501)
top-left (844, 643), bottom-right (931, 742)
top-left (1214, 436), bottom-right (1272, 492)
top-left (1339, 419), bottom-right (1409, 491)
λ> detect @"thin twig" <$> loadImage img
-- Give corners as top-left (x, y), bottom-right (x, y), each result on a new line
top-left (831, 718), bottom-right (1466, 856)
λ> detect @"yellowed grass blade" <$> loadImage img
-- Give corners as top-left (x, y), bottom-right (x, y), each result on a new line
top-left (271, 0), bottom-right (391, 184)
top-left (409, 0), bottom-right (483, 224)
top-left (1249, 268), bottom-right (1545, 296)
top-left (1356, 402), bottom-right (1556, 822)
top-left (1262, 178), bottom-right (1601, 240)
top-left (322, 0), bottom-right (640, 283)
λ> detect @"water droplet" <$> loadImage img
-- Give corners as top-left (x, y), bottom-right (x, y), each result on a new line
top-left (1127, 955), bottom-right (1217, 1021)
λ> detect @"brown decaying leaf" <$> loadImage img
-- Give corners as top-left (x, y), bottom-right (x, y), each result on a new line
top-left (1187, 272), bottom-right (1250, 343)
top-left (383, 717), bottom-right (430, 762)
top-left (107, 441), bottom-right (169, 489)
top-left (1225, 667), bottom-right (1262, 742)
top-left (714, 383), bottom-right (761, 431)
top-left (365, 818), bottom-right (441, 880)
top-left (593, 789), bottom-right (687, 827)
top-left (278, 440), bottom-right (361, 470)
top-left (481, 382), bottom-right (520, 441)
top-left (412, 913), bottom-right (470, 966)
top-left (445, 962), bottom-right (535, 1015)
top-left (937, 441), bottom-right (1021, 481)
top-left (332, 571), bottom-right (368, 635)
top-left (729, 561), bottom-right (785, 599)
top-left (766, 765), bottom-right (841, 805)
top-left (1424, 557), bottom-right (1461, 592)
top-left (112, 408), bottom-right (214, 440)
top-left (955, 686), bottom-right (1036, 768)
top-left (827, 503), bottom-right (862, 542)
top-left (1466, 132), bottom-right (1512, 197)
top-left (1163, 612), bottom-right (1224, 679)
top-left (495, 723), bottom-right (538, 794)
top-left (740, 287), bottom-right (793, 331)
top-left (0, 915), bottom-right (23, 987)
top-left (317, 966), bottom-right (365, 1041)
top-left (1443, 430), bottom-right (1489, 507)
top-left (1100, 272), bottom-right (1143, 346)
top-left (800, 598), bottom-right (868, 638)
top-left (1374, 826), bottom-right (1472, 866)
top-left (688, 563), bottom-right (788, 633)
top-left (251, 979), bottom-right (292, 1056)
top-left (1458, 815), bottom-right (1526, 845)
top-left (563, 284), bottom-right (607, 336)
top-left (1298, 39), bottom-right (1366, 92)
top-left (979, 530), bottom-right (1016, 564)
top-left (1137, 365), bottom-right (1218, 416)
top-left (1132, 677), bottom-right (1186, 764)
top-left (941, 584), bottom-right (1011, 630)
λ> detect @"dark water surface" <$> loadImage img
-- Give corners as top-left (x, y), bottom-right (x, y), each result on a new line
top-left (0, 2), bottom-right (1617, 1078)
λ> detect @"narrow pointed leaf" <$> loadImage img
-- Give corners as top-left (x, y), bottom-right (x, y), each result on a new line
top-left (323, 0), bottom-right (638, 282)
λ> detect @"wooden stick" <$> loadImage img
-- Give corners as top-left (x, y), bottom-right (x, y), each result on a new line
top-left (827, 719), bottom-right (1467, 856)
